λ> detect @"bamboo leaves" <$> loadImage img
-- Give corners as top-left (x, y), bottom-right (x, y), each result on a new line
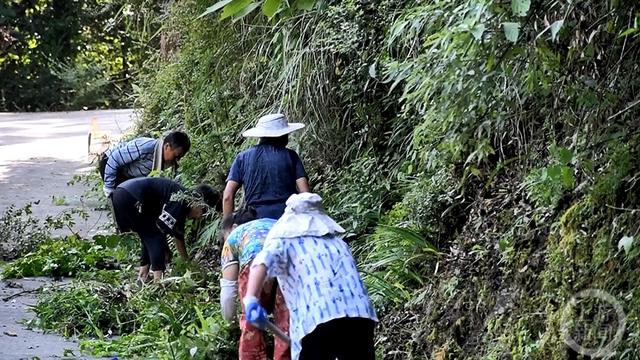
top-left (503, 22), bottom-right (521, 43)
top-left (550, 20), bottom-right (564, 42)
top-left (511, 0), bottom-right (531, 17)
top-left (294, 0), bottom-right (315, 11)
top-left (471, 23), bottom-right (486, 41)
top-left (506, 0), bottom-right (529, 41)
top-left (198, 0), bottom-right (232, 19)
top-left (199, 0), bottom-right (315, 20)
top-left (221, 0), bottom-right (253, 19)
top-left (618, 236), bottom-right (634, 254)
top-left (262, 0), bottom-right (281, 18)
top-left (535, 19), bottom-right (564, 42)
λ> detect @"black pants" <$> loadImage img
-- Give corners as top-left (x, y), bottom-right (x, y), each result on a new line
top-left (111, 188), bottom-right (168, 271)
top-left (299, 317), bottom-right (376, 360)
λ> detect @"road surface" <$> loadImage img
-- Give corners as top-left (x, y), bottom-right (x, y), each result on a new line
top-left (0, 109), bottom-right (136, 359)
top-left (0, 109), bottom-right (135, 235)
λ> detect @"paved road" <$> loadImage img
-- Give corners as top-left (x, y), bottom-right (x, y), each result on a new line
top-left (0, 109), bottom-right (135, 359)
top-left (0, 109), bottom-right (136, 236)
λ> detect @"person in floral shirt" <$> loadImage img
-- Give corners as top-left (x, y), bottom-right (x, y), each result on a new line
top-left (219, 207), bottom-right (290, 360)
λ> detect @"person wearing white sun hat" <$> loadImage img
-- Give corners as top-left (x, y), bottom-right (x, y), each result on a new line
top-left (223, 113), bottom-right (310, 223)
top-left (242, 193), bottom-right (378, 360)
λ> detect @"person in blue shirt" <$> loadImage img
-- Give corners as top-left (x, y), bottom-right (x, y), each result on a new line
top-left (223, 114), bottom-right (310, 221)
top-left (99, 131), bottom-right (191, 197)
top-left (243, 193), bottom-right (377, 360)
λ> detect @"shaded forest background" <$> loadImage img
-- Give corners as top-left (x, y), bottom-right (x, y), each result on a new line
top-left (2, 0), bottom-right (640, 358)
top-left (0, 0), bottom-right (160, 110)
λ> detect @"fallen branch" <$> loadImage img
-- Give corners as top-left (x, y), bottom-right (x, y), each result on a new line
top-left (606, 204), bottom-right (640, 213)
top-left (2, 288), bottom-right (39, 302)
top-left (608, 98), bottom-right (640, 121)
top-left (2, 281), bottom-right (71, 302)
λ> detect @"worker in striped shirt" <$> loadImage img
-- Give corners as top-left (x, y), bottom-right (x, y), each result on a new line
top-left (243, 193), bottom-right (378, 360)
top-left (99, 131), bottom-right (190, 197)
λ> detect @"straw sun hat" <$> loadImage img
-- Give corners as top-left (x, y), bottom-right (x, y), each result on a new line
top-left (242, 113), bottom-right (305, 138)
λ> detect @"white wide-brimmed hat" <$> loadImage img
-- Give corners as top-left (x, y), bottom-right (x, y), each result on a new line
top-left (268, 193), bottom-right (345, 239)
top-left (242, 113), bottom-right (305, 138)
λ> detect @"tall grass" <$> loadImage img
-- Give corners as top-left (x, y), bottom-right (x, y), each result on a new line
top-left (358, 224), bottom-right (440, 305)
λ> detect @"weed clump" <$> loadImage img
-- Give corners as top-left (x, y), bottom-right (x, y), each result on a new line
top-left (0, 203), bottom-right (50, 261)
top-left (29, 281), bottom-right (136, 338)
top-left (31, 267), bottom-right (238, 359)
top-left (2, 234), bottom-right (137, 279)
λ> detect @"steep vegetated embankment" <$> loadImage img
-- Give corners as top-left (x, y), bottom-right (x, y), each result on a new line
top-left (137, 0), bottom-right (639, 358)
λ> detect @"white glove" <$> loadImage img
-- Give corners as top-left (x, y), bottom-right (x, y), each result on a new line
top-left (220, 278), bottom-right (238, 322)
top-left (103, 186), bottom-right (114, 198)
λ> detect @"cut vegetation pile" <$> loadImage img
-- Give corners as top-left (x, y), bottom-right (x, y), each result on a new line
top-left (2, 232), bottom-right (238, 359)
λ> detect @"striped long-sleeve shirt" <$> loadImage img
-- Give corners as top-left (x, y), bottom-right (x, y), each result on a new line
top-left (252, 234), bottom-right (378, 360)
top-left (103, 137), bottom-right (158, 190)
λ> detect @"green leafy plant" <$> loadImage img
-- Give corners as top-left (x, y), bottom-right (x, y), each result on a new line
top-left (0, 203), bottom-right (50, 260)
top-left (525, 146), bottom-right (575, 209)
top-left (359, 224), bottom-right (439, 305)
top-left (2, 234), bottom-right (137, 279)
top-left (29, 281), bottom-right (137, 338)
top-left (32, 268), bottom-right (238, 359)
top-left (199, 0), bottom-right (316, 21)
top-left (51, 195), bottom-right (68, 206)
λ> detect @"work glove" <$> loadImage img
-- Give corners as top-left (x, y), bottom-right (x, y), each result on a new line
top-left (243, 295), bottom-right (267, 329)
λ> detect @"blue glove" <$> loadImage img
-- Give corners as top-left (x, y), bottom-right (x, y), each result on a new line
top-left (243, 296), bottom-right (268, 329)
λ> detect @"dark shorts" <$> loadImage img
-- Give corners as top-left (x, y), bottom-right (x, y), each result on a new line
top-left (111, 188), bottom-right (168, 271)
top-left (299, 317), bottom-right (375, 360)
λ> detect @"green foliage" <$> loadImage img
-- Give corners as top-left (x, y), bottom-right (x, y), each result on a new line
top-left (51, 195), bottom-right (68, 206)
top-left (0, 203), bottom-right (50, 261)
top-left (51, 61), bottom-right (113, 109)
top-left (32, 267), bottom-right (237, 359)
top-left (0, 0), bottom-right (161, 110)
top-left (589, 139), bottom-right (637, 206)
top-left (359, 224), bottom-right (439, 305)
top-left (136, 0), bottom-right (640, 358)
top-left (29, 281), bottom-right (137, 338)
top-left (525, 146), bottom-right (575, 209)
top-left (318, 155), bottom-right (394, 236)
top-left (1, 234), bottom-right (137, 279)
top-left (68, 171), bottom-right (110, 211)
top-left (200, 0), bottom-right (317, 21)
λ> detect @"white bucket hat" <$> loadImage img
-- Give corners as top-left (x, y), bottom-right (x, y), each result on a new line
top-left (268, 193), bottom-right (345, 239)
top-left (242, 113), bottom-right (305, 138)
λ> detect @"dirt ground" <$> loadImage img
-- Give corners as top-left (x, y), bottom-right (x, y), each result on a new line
top-left (0, 109), bottom-right (135, 359)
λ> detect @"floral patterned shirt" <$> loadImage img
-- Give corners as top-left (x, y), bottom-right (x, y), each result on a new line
top-left (221, 218), bottom-right (276, 270)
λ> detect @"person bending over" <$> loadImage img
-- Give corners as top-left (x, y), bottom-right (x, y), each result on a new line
top-left (100, 131), bottom-right (191, 198)
top-left (111, 177), bottom-right (219, 281)
top-left (243, 193), bottom-right (377, 360)
top-left (219, 207), bottom-right (290, 360)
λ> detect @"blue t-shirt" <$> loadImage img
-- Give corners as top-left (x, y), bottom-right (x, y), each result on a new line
top-left (227, 144), bottom-right (307, 220)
